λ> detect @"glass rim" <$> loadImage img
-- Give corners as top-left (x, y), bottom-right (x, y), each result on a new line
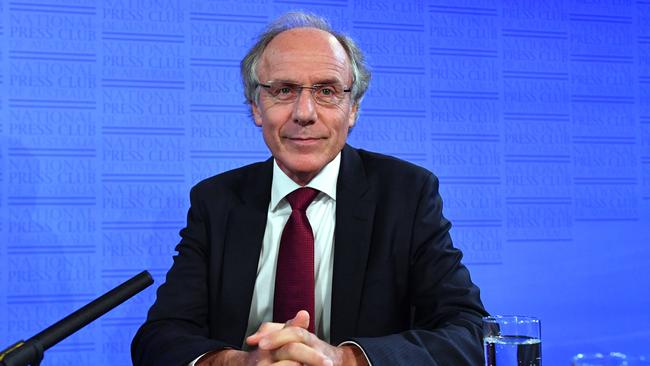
top-left (482, 315), bottom-right (540, 323)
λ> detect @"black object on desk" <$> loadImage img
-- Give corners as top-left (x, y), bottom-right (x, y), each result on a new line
top-left (0, 270), bottom-right (154, 366)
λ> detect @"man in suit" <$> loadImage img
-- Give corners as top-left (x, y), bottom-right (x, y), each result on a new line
top-left (132, 12), bottom-right (488, 366)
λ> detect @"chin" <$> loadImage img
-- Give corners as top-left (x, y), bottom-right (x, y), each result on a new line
top-left (285, 159), bottom-right (325, 175)
top-left (292, 163), bottom-right (323, 175)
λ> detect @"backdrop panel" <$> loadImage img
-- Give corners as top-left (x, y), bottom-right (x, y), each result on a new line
top-left (1, 1), bottom-right (649, 364)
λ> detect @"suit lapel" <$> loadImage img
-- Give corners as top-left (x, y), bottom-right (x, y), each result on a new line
top-left (219, 160), bottom-right (272, 346)
top-left (330, 145), bottom-right (376, 343)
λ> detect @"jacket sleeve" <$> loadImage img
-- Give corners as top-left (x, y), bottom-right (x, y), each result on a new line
top-left (350, 173), bottom-right (489, 365)
top-left (131, 185), bottom-right (233, 366)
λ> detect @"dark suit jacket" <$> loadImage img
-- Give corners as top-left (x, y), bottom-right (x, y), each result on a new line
top-left (131, 145), bottom-right (488, 365)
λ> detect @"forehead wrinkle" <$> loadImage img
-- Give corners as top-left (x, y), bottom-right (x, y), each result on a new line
top-left (261, 52), bottom-right (348, 69)
top-left (256, 28), bottom-right (353, 84)
top-left (259, 58), bottom-right (351, 84)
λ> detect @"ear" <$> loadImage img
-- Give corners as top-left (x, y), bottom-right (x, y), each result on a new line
top-left (348, 103), bottom-right (359, 128)
top-left (252, 103), bottom-right (263, 127)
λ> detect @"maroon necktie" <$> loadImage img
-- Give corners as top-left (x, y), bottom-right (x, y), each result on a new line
top-left (273, 187), bottom-right (319, 333)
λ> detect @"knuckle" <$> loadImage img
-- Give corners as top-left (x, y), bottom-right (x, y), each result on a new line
top-left (297, 328), bottom-right (310, 342)
top-left (286, 342), bottom-right (301, 354)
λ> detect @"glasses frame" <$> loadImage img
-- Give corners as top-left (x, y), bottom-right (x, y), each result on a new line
top-left (257, 81), bottom-right (352, 106)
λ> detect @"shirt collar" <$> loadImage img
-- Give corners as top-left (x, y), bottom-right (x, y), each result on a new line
top-left (270, 152), bottom-right (341, 212)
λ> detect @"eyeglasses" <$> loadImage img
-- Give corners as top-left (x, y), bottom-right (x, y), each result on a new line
top-left (257, 81), bottom-right (351, 106)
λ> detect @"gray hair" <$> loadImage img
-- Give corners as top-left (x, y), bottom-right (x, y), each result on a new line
top-left (240, 12), bottom-right (371, 109)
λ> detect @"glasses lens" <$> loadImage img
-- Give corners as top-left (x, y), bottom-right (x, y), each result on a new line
top-left (266, 82), bottom-right (298, 101)
top-left (314, 84), bottom-right (344, 104)
top-left (262, 82), bottom-right (349, 105)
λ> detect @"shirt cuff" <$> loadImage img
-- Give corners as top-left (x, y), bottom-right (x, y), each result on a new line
top-left (188, 352), bottom-right (208, 366)
top-left (338, 340), bottom-right (373, 366)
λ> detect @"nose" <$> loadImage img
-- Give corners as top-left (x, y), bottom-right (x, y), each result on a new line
top-left (291, 88), bottom-right (316, 126)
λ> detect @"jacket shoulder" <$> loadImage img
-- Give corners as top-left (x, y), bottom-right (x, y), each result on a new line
top-left (190, 160), bottom-right (271, 198)
top-left (355, 148), bottom-right (434, 182)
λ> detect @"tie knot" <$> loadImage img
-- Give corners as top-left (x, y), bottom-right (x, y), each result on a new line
top-left (286, 187), bottom-right (319, 212)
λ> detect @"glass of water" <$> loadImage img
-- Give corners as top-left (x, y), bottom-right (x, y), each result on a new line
top-left (483, 315), bottom-right (541, 366)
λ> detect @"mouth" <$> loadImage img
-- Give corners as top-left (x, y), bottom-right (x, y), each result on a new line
top-left (285, 136), bottom-right (324, 146)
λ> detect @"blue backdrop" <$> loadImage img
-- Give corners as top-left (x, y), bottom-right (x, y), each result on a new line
top-left (1, 0), bottom-right (649, 365)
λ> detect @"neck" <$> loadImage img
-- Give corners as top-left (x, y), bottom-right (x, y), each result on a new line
top-left (286, 170), bottom-right (318, 187)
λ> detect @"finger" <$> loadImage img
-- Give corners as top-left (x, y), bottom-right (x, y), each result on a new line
top-left (259, 326), bottom-right (314, 350)
top-left (245, 348), bottom-right (273, 366)
top-left (247, 322), bottom-right (285, 346)
top-left (248, 330), bottom-right (279, 347)
top-left (255, 311), bottom-right (310, 347)
top-left (284, 310), bottom-right (310, 330)
top-left (269, 361), bottom-right (302, 366)
top-left (271, 342), bottom-right (332, 366)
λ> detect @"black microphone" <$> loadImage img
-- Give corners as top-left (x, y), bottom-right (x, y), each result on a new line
top-left (0, 270), bottom-right (154, 366)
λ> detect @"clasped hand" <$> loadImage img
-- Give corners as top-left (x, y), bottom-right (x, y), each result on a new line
top-left (201, 310), bottom-right (364, 366)
top-left (245, 310), bottom-right (340, 366)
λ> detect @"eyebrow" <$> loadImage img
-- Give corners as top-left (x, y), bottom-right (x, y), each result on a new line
top-left (312, 78), bottom-right (342, 85)
top-left (267, 78), bottom-right (344, 85)
top-left (268, 78), bottom-right (299, 84)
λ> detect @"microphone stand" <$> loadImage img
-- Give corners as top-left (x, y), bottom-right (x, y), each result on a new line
top-left (0, 271), bottom-right (153, 366)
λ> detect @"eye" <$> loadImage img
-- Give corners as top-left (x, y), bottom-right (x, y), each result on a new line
top-left (318, 85), bottom-right (337, 97)
top-left (269, 83), bottom-right (297, 99)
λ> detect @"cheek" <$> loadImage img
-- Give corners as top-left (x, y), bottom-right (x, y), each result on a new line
top-left (261, 124), bottom-right (279, 143)
top-left (264, 104), bottom-right (291, 123)
top-left (332, 105), bottom-right (355, 128)
top-left (335, 111), bottom-right (354, 131)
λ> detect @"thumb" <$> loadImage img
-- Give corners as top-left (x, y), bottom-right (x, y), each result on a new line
top-left (285, 310), bottom-right (310, 329)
